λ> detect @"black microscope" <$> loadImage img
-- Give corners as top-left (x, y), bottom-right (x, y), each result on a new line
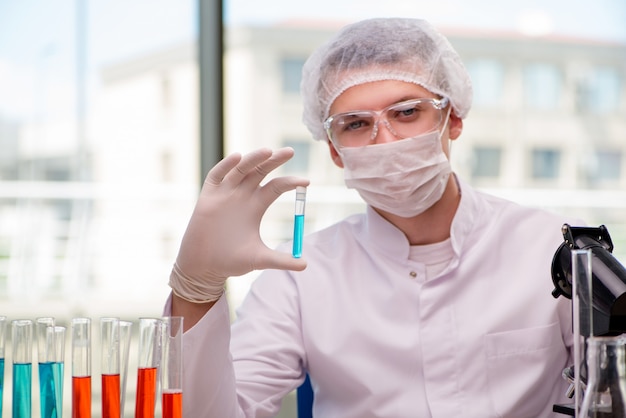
top-left (551, 224), bottom-right (626, 416)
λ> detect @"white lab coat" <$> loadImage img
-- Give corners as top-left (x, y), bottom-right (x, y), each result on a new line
top-left (165, 178), bottom-right (579, 417)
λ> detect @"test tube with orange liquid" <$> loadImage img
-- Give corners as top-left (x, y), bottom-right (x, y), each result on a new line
top-left (101, 318), bottom-right (120, 418)
top-left (161, 317), bottom-right (183, 418)
top-left (134, 318), bottom-right (162, 418)
top-left (72, 318), bottom-right (91, 418)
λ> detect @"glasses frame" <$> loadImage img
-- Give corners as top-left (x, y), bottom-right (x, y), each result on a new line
top-left (324, 96), bottom-right (450, 149)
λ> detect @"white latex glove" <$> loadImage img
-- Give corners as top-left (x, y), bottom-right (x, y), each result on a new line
top-left (169, 147), bottom-right (310, 303)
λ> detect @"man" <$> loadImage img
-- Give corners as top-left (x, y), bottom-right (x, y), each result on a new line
top-left (167, 17), bottom-right (579, 417)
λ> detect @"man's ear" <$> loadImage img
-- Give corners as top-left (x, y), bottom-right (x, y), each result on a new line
top-left (327, 140), bottom-right (344, 168)
top-left (449, 112), bottom-right (463, 141)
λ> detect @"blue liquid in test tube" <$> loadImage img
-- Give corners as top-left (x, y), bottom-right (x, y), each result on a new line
top-left (0, 316), bottom-right (6, 416)
top-left (0, 357), bottom-right (4, 415)
top-left (12, 319), bottom-right (33, 418)
top-left (39, 361), bottom-right (64, 418)
top-left (292, 186), bottom-right (307, 258)
top-left (13, 363), bottom-right (32, 418)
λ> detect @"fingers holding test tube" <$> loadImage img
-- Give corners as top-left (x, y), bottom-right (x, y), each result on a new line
top-left (170, 147), bottom-right (309, 304)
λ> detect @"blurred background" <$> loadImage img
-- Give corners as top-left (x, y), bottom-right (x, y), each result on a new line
top-left (0, 0), bottom-right (625, 416)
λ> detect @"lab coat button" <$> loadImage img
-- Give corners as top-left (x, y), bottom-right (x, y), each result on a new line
top-left (409, 271), bottom-right (417, 278)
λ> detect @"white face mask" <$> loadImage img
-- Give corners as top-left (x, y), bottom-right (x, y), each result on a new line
top-left (337, 128), bottom-right (451, 218)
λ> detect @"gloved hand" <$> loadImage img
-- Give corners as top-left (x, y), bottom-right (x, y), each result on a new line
top-left (169, 147), bottom-right (310, 303)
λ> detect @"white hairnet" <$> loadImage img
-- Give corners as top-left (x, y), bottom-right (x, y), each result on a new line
top-left (301, 17), bottom-right (473, 141)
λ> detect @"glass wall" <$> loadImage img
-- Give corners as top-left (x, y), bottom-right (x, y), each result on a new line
top-left (0, 0), bottom-right (198, 311)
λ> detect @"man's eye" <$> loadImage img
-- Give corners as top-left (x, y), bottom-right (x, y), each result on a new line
top-left (392, 106), bottom-right (421, 120)
top-left (340, 118), bottom-right (371, 132)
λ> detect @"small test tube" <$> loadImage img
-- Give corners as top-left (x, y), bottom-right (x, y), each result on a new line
top-left (135, 318), bottom-right (163, 418)
top-left (292, 186), bottom-right (307, 258)
top-left (100, 317), bottom-right (120, 418)
top-left (0, 316), bottom-right (7, 417)
top-left (161, 316), bottom-right (184, 418)
top-left (72, 317), bottom-right (92, 418)
top-left (12, 319), bottom-right (34, 418)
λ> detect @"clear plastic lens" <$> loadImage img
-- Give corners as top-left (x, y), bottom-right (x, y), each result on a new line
top-left (325, 97), bottom-right (448, 148)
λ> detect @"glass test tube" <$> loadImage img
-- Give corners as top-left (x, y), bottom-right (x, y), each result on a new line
top-left (12, 319), bottom-right (33, 418)
top-left (119, 321), bottom-right (132, 418)
top-left (101, 318), bottom-right (120, 418)
top-left (161, 317), bottom-right (183, 418)
top-left (135, 318), bottom-right (162, 418)
top-left (37, 319), bottom-right (66, 418)
top-left (0, 316), bottom-right (7, 417)
top-left (36, 318), bottom-right (54, 418)
top-left (292, 186), bottom-right (307, 258)
top-left (72, 318), bottom-right (91, 418)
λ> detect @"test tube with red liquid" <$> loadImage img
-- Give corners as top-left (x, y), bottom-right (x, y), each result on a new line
top-left (101, 318), bottom-right (120, 418)
top-left (72, 318), bottom-right (92, 418)
top-left (134, 318), bottom-right (162, 418)
top-left (161, 317), bottom-right (183, 418)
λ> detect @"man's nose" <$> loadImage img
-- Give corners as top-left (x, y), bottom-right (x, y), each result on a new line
top-left (371, 120), bottom-right (397, 144)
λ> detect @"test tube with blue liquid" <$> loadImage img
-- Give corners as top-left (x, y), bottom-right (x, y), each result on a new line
top-left (0, 316), bottom-right (7, 416)
top-left (292, 186), bottom-right (307, 258)
top-left (37, 317), bottom-right (66, 418)
top-left (12, 319), bottom-right (33, 418)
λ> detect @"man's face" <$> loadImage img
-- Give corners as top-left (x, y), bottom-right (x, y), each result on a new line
top-left (326, 80), bottom-right (462, 168)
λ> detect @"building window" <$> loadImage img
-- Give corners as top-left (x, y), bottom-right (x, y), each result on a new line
top-left (592, 150), bottom-right (622, 181)
top-left (471, 146), bottom-right (502, 178)
top-left (523, 63), bottom-right (562, 110)
top-left (465, 59), bottom-right (504, 108)
top-left (280, 57), bottom-right (305, 93)
top-left (281, 139), bottom-right (310, 174)
top-left (578, 67), bottom-right (621, 114)
top-left (531, 148), bottom-right (561, 179)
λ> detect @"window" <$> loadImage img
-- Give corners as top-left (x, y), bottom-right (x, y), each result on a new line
top-left (523, 63), bottom-right (562, 110)
top-left (591, 150), bottom-right (622, 181)
top-left (280, 57), bottom-right (306, 93)
top-left (531, 148), bottom-right (561, 179)
top-left (465, 59), bottom-right (504, 107)
top-left (472, 146), bottom-right (502, 178)
top-left (0, 1), bottom-right (199, 304)
top-left (578, 67), bottom-right (622, 113)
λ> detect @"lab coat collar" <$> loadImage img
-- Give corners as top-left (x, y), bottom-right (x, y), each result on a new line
top-left (363, 174), bottom-right (486, 267)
